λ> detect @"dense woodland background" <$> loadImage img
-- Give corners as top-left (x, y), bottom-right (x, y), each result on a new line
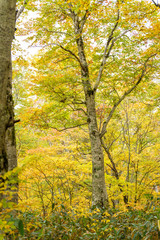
top-left (0, 0), bottom-right (160, 239)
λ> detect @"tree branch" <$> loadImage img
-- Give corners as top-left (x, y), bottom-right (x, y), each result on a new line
top-left (93, 8), bottom-right (120, 92)
top-left (16, 0), bottom-right (29, 21)
top-left (101, 139), bottom-right (119, 179)
top-left (43, 28), bottom-right (73, 37)
top-left (93, 27), bottom-right (134, 93)
top-left (79, 10), bottom-right (89, 33)
top-left (100, 53), bottom-right (157, 138)
top-left (102, 138), bottom-right (129, 204)
top-left (57, 44), bottom-right (82, 67)
top-left (151, 0), bottom-right (160, 8)
top-left (52, 122), bottom-right (87, 132)
top-left (7, 119), bottom-right (20, 129)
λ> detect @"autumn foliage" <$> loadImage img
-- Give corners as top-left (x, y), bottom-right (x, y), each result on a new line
top-left (0, 0), bottom-right (160, 239)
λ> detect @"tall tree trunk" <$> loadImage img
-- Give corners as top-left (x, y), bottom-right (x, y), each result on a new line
top-left (86, 93), bottom-right (108, 208)
top-left (0, 0), bottom-right (17, 201)
top-left (71, 13), bottom-right (108, 208)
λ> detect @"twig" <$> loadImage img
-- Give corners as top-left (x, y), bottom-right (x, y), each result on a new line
top-left (52, 122), bottom-right (87, 132)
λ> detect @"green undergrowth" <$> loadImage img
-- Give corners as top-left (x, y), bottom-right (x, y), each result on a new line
top-left (1, 204), bottom-right (160, 240)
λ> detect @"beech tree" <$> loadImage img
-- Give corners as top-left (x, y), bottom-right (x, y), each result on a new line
top-left (0, 0), bottom-right (18, 201)
top-left (0, 0), bottom-right (27, 202)
top-left (18, 0), bottom-right (160, 208)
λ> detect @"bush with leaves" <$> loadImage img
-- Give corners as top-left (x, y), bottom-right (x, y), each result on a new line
top-left (2, 204), bottom-right (159, 240)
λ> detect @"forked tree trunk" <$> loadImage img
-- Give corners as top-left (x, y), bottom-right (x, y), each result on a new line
top-left (71, 13), bottom-right (108, 208)
top-left (0, 0), bottom-right (17, 202)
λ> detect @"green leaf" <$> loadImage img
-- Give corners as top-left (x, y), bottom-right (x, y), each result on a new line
top-left (52, 203), bottom-right (55, 210)
top-left (18, 219), bottom-right (24, 236)
top-left (132, 232), bottom-right (142, 240)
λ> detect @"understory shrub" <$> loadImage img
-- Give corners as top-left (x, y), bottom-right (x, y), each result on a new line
top-left (1, 205), bottom-right (160, 239)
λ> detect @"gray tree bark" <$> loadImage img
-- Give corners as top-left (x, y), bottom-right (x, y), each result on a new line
top-left (0, 0), bottom-right (17, 201)
top-left (86, 93), bottom-right (108, 208)
top-left (70, 12), bottom-right (108, 208)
